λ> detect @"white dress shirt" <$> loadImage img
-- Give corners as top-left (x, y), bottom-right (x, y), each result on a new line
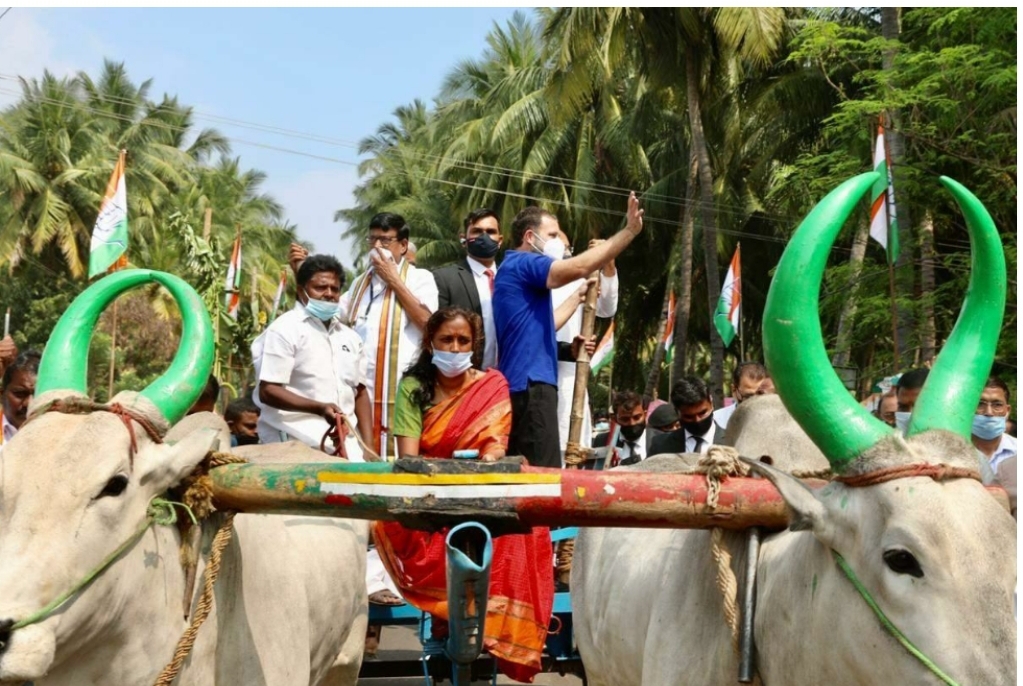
top-left (257, 304), bottom-right (368, 459)
top-left (552, 271), bottom-right (619, 451)
top-left (0, 413), bottom-right (16, 453)
top-left (467, 256), bottom-right (498, 370)
top-left (685, 422), bottom-right (716, 454)
top-left (988, 433), bottom-right (1018, 472)
top-left (341, 261), bottom-right (439, 403)
top-left (713, 403), bottom-right (737, 431)
top-left (615, 428), bottom-right (647, 465)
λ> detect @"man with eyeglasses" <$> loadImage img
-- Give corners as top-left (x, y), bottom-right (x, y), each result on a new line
top-left (972, 376), bottom-right (1016, 475)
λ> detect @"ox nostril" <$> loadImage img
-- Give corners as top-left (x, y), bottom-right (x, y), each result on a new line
top-left (0, 618), bottom-right (12, 654)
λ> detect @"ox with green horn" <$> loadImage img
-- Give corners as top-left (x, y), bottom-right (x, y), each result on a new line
top-left (34, 269), bottom-right (215, 428)
top-left (764, 173), bottom-right (1006, 473)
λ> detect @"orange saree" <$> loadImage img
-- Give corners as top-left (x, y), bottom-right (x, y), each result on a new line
top-left (374, 369), bottom-right (554, 683)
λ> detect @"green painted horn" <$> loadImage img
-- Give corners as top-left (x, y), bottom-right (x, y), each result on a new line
top-left (36, 269), bottom-right (214, 425)
top-left (763, 173), bottom-right (894, 472)
top-left (906, 178), bottom-right (1006, 439)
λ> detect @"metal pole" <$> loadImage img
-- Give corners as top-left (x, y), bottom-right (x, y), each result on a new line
top-left (738, 527), bottom-right (762, 682)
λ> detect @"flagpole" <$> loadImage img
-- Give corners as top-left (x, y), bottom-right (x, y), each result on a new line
top-left (881, 117), bottom-right (901, 372)
top-left (737, 243), bottom-right (744, 362)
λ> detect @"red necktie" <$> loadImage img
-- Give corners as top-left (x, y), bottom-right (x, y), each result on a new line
top-left (484, 268), bottom-right (495, 295)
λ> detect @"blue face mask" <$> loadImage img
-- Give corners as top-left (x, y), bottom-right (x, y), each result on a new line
top-left (303, 291), bottom-right (340, 321)
top-left (972, 414), bottom-right (1006, 441)
top-left (432, 350), bottom-right (473, 378)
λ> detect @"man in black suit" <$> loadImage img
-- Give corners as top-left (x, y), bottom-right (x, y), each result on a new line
top-left (649, 376), bottom-right (722, 456)
top-left (432, 208), bottom-right (502, 369)
top-left (592, 391), bottom-right (653, 467)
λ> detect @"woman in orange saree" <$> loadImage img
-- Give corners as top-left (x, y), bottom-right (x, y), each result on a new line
top-left (373, 308), bottom-right (554, 683)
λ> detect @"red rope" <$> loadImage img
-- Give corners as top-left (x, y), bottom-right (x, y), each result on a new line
top-left (319, 413), bottom-right (348, 459)
top-left (835, 463), bottom-right (980, 488)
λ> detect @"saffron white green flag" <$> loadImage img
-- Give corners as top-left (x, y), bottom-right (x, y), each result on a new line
top-left (869, 122), bottom-right (900, 264)
top-left (88, 150), bottom-right (129, 278)
top-left (662, 290), bottom-right (676, 363)
top-left (590, 322), bottom-right (615, 373)
top-left (225, 233), bottom-right (242, 319)
top-left (270, 270), bottom-right (287, 320)
top-left (714, 245), bottom-right (741, 347)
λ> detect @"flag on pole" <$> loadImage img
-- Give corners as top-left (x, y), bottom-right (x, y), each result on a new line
top-left (869, 122), bottom-right (900, 264)
top-left (714, 245), bottom-right (741, 347)
top-left (270, 270), bottom-right (287, 320)
top-left (590, 322), bottom-right (615, 373)
top-left (224, 232), bottom-right (242, 319)
top-left (88, 150), bottom-right (129, 278)
top-left (663, 290), bottom-right (676, 362)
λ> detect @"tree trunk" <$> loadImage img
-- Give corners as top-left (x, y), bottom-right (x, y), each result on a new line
top-left (881, 7), bottom-right (915, 365)
top-left (686, 52), bottom-right (724, 406)
top-left (918, 210), bottom-right (937, 363)
top-left (644, 281), bottom-right (673, 400)
top-left (670, 152), bottom-right (699, 389)
top-left (831, 217), bottom-right (870, 367)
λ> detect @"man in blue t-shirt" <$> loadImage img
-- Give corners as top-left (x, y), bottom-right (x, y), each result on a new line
top-left (494, 192), bottom-right (645, 468)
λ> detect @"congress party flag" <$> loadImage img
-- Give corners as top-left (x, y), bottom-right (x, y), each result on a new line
top-left (88, 150), bottom-right (129, 278)
top-left (714, 245), bottom-right (741, 347)
top-left (224, 232), bottom-right (242, 319)
top-left (869, 122), bottom-right (900, 264)
top-left (590, 322), bottom-right (615, 373)
top-left (663, 290), bottom-right (676, 362)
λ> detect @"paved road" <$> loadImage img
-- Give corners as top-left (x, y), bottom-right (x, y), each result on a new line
top-left (359, 625), bottom-right (584, 686)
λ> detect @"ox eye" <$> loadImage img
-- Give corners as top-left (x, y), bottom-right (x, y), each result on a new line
top-left (97, 475), bottom-right (129, 499)
top-left (883, 549), bottom-right (924, 578)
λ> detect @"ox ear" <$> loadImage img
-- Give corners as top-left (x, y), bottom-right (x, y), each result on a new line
top-left (140, 427), bottom-right (221, 496)
top-left (742, 458), bottom-right (831, 536)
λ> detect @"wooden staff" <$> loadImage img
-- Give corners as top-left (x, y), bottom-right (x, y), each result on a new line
top-left (564, 271), bottom-right (600, 468)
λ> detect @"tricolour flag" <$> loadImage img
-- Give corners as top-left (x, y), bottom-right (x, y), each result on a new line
top-left (869, 122), bottom-right (900, 264)
top-left (270, 270), bottom-right (287, 320)
top-left (590, 322), bottom-right (615, 373)
top-left (224, 233), bottom-right (242, 319)
top-left (663, 290), bottom-right (676, 362)
top-left (714, 244), bottom-right (741, 347)
top-left (88, 150), bottom-right (129, 278)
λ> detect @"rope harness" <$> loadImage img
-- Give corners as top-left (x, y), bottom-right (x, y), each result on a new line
top-left (320, 412), bottom-right (384, 462)
top-left (21, 399), bottom-right (243, 686)
top-left (828, 462), bottom-right (979, 686)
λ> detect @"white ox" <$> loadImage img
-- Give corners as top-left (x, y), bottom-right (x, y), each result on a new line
top-left (572, 174), bottom-right (1016, 685)
top-left (0, 269), bottom-right (368, 686)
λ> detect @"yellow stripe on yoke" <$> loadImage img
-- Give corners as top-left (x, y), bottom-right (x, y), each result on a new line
top-left (316, 472), bottom-right (562, 486)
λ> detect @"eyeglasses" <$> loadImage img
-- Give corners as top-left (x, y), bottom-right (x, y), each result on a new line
top-left (365, 235), bottom-right (400, 247)
top-left (977, 400), bottom-right (1008, 413)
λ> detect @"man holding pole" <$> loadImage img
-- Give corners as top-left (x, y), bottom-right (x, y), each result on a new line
top-left (494, 193), bottom-right (643, 469)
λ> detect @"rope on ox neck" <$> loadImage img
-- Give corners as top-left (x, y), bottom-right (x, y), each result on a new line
top-left (834, 462), bottom-right (981, 488)
top-left (698, 446), bottom-right (751, 657)
top-left (831, 551), bottom-right (961, 686)
top-left (27, 398), bottom-right (166, 467)
top-left (11, 498), bottom-right (187, 631)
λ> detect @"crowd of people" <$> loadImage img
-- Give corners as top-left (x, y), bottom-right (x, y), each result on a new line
top-left (0, 191), bottom-right (1015, 679)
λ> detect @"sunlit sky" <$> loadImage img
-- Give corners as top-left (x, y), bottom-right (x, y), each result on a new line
top-left (0, 6), bottom-right (523, 266)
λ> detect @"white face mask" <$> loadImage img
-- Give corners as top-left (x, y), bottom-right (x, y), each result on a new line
top-left (895, 411), bottom-right (912, 435)
top-left (532, 233), bottom-right (567, 261)
top-left (432, 349), bottom-right (473, 378)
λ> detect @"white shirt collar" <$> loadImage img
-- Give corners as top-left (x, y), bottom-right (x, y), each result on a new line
top-left (467, 255), bottom-right (497, 277)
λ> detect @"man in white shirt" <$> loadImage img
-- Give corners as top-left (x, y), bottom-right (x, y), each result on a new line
top-left (592, 391), bottom-right (648, 467)
top-left (971, 376), bottom-right (1016, 479)
top-left (649, 376), bottom-right (721, 456)
top-left (552, 234), bottom-right (618, 457)
top-left (0, 350), bottom-right (39, 452)
top-left (713, 361), bottom-right (769, 431)
top-left (257, 254), bottom-right (373, 458)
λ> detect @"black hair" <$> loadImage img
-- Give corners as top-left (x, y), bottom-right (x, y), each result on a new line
top-left (198, 374), bottom-right (220, 404)
top-left (670, 376), bottom-right (711, 409)
top-left (403, 307), bottom-right (483, 409)
top-left (731, 361), bottom-right (768, 388)
top-left (612, 390), bottom-right (644, 414)
top-left (896, 368), bottom-right (930, 392)
top-left (225, 397), bottom-right (261, 423)
top-left (463, 208), bottom-right (500, 231)
top-left (369, 212), bottom-right (411, 241)
top-left (2, 350), bottom-right (41, 389)
top-left (296, 254), bottom-right (345, 290)
top-left (984, 375), bottom-right (1011, 402)
top-left (511, 206), bottom-right (557, 247)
